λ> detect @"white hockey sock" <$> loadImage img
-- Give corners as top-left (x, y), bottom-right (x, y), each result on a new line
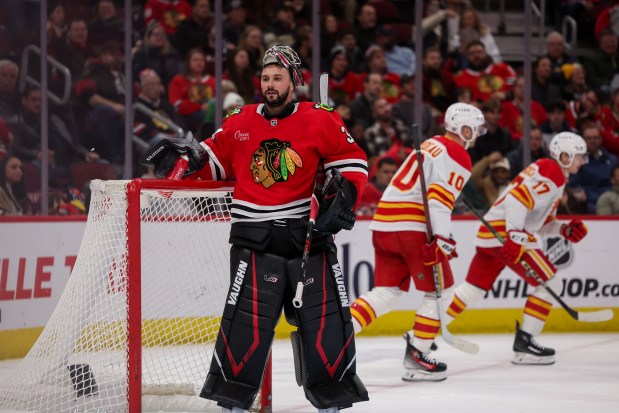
top-left (444, 282), bottom-right (487, 325)
top-left (409, 294), bottom-right (441, 353)
top-left (522, 276), bottom-right (560, 336)
top-left (350, 287), bottom-right (403, 333)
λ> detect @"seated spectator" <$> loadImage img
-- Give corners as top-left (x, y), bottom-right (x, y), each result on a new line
top-left (338, 29), bottom-right (366, 74)
top-left (469, 152), bottom-right (512, 208)
top-left (392, 74), bottom-right (436, 138)
top-left (10, 86), bottom-right (101, 186)
top-left (144, 0), bottom-right (192, 39)
top-left (451, 6), bottom-right (501, 63)
top-left (599, 86), bottom-right (619, 157)
top-left (327, 45), bottom-right (362, 106)
top-left (349, 72), bottom-right (382, 129)
top-left (320, 14), bottom-right (340, 67)
top-left (422, 46), bottom-right (455, 115)
top-left (500, 75), bottom-right (548, 141)
top-left (0, 155), bottom-right (32, 216)
top-left (594, 2), bottom-right (619, 40)
top-left (134, 70), bottom-right (184, 150)
top-left (596, 165), bottom-right (619, 215)
top-left (565, 89), bottom-right (604, 130)
top-left (168, 48), bottom-right (215, 135)
top-left (369, 0), bottom-right (402, 25)
top-left (132, 21), bottom-right (181, 87)
top-left (357, 156), bottom-right (398, 216)
top-left (223, 0), bottom-right (248, 46)
top-left (46, 2), bottom-right (67, 52)
top-left (361, 45), bottom-right (401, 103)
top-left (88, 0), bottom-right (124, 54)
top-left (263, 4), bottom-right (296, 48)
top-left (53, 18), bottom-right (95, 79)
top-left (582, 29), bottom-right (619, 91)
top-left (0, 117), bottom-right (11, 158)
top-left (454, 40), bottom-right (516, 103)
top-left (75, 41), bottom-right (126, 165)
top-left (224, 48), bottom-right (260, 104)
top-left (354, 3), bottom-right (378, 53)
top-left (373, 25), bottom-right (416, 77)
top-left (561, 62), bottom-right (588, 101)
top-left (506, 125), bottom-right (548, 179)
top-left (469, 98), bottom-right (514, 164)
top-left (569, 123), bottom-right (618, 214)
top-left (0, 59), bottom-right (19, 118)
top-left (175, 0), bottom-right (214, 59)
top-left (541, 100), bottom-right (575, 148)
top-left (363, 97), bottom-right (411, 161)
top-left (545, 31), bottom-right (579, 86)
top-left (294, 25), bottom-right (313, 71)
top-left (237, 25), bottom-right (265, 75)
top-left (531, 56), bottom-right (563, 108)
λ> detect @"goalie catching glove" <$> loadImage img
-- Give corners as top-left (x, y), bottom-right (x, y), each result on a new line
top-left (139, 132), bottom-right (208, 178)
top-left (315, 169), bottom-right (357, 234)
top-left (560, 219), bottom-right (588, 243)
top-left (422, 235), bottom-right (457, 266)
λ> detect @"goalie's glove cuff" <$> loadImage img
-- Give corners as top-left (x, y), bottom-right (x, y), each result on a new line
top-left (315, 169), bottom-right (357, 234)
top-left (139, 132), bottom-right (209, 178)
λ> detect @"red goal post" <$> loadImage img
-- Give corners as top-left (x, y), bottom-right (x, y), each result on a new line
top-left (0, 179), bottom-right (272, 413)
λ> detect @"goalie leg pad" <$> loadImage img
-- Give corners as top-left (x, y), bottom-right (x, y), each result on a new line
top-left (283, 249), bottom-right (369, 409)
top-left (200, 247), bottom-right (287, 410)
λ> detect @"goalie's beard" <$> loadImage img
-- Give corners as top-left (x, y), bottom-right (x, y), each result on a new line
top-left (262, 88), bottom-right (290, 110)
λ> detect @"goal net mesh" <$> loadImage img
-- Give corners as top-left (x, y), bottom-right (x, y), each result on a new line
top-left (0, 179), bottom-right (269, 412)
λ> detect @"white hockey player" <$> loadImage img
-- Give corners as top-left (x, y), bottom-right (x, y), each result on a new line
top-left (444, 131), bottom-right (589, 365)
top-left (349, 102), bottom-right (487, 381)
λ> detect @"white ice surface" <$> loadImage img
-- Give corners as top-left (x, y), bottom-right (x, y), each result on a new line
top-left (1, 334), bottom-right (617, 413)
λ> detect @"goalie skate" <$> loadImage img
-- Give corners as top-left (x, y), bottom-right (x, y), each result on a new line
top-left (402, 333), bottom-right (447, 382)
top-left (512, 321), bottom-right (555, 365)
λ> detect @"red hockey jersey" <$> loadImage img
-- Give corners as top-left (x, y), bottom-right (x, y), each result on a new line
top-left (191, 102), bottom-right (369, 223)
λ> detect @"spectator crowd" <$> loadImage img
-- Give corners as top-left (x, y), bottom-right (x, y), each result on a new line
top-left (0, 0), bottom-right (618, 217)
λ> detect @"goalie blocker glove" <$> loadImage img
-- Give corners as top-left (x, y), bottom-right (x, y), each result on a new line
top-left (315, 169), bottom-right (357, 234)
top-left (139, 132), bottom-right (209, 178)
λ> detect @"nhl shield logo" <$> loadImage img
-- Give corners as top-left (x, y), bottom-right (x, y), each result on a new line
top-left (544, 236), bottom-right (573, 268)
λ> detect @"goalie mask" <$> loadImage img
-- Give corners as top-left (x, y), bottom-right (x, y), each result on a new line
top-left (444, 103), bottom-right (486, 149)
top-left (262, 45), bottom-right (305, 87)
top-left (549, 131), bottom-right (588, 168)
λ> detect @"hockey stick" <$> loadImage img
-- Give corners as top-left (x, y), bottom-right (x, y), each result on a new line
top-left (412, 125), bottom-right (480, 354)
top-left (292, 73), bottom-right (330, 308)
top-left (461, 197), bottom-right (614, 323)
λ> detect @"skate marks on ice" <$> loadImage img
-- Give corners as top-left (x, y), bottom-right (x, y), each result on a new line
top-left (270, 334), bottom-right (619, 413)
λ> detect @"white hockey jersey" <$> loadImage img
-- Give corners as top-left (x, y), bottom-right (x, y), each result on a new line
top-left (476, 158), bottom-right (566, 249)
top-left (370, 135), bottom-right (472, 237)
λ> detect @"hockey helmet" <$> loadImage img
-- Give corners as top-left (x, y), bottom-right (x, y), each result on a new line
top-left (549, 131), bottom-right (588, 168)
top-left (262, 45), bottom-right (304, 87)
top-left (444, 102), bottom-right (486, 149)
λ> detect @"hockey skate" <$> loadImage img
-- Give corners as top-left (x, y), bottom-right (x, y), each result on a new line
top-left (512, 321), bottom-right (555, 365)
top-left (402, 333), bottom-right (447, 382)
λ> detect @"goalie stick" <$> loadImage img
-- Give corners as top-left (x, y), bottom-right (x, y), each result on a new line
top-left (412, 125), bottom-right (480, 354)
top-left (461, 197), bottom-right (614, 323)
top-left (293, 73), bottom-right (330, 308)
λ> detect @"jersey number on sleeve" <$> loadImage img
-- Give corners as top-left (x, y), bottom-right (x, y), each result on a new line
top-left (447, 172), bottom-right (465, 191)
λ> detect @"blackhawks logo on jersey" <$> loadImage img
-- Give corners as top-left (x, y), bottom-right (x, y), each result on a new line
top-left (250, 139), bottom-right (303, 189)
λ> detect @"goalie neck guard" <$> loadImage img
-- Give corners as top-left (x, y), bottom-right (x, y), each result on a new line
top-left (262, 45), bottom-right (304, 87)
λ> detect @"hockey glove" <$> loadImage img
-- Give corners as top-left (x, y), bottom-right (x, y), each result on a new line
top-left (560, 219), bottom-right (588, 243)
top-left (501, 230), bottom-right (529, 264)
top-left (422, 235), bottom-right (457, 266)
top-left (315, 169), bottom-right (357, 234)
top-left (139, 132), bottom-right (208, 178)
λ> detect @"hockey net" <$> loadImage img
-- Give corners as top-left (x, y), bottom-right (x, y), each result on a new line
top-left (0, 179), bottom-right (272, 413)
